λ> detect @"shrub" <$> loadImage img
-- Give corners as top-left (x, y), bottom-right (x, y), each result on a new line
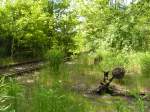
top-left (99, 51), bottom-right (128, 71)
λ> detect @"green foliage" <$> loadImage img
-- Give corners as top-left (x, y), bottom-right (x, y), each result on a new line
top-left (0, 0), bottom-right (79, 58)
top-left (141, 53), bottom-right (150, 78)
top-left (7, 78), bottom-right (24, 112)
top-left (0, 48), bottom-right (6, 57)
top-left (77, 0), bottom-right (150, 52)
top-left (0, 77), bottom-right (23, 112)
top-left (0, 77), bottom-right (11, 112)
top-left (0, 77), bottom-right (93, 112)
top-left (99, 51), bottom-right (128, 71)
top-left (0, 0), bottom-right (150, 58)
top-left (1, 1), bottom-right (150, 112)
top-left (45, 49), bottom-right (64, 72)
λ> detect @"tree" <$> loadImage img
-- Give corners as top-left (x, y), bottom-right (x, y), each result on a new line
top-left (52, 0), bottom-right (79, 55)
top-left (0, 0), bottom-right (79, 58)
top-left (76, 0), bottom-right (150, 52)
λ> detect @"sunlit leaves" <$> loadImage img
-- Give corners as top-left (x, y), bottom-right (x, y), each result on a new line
top-left (77, 0), bottom-right (150, 52)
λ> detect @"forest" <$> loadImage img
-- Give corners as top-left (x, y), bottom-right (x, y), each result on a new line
top-left (0, 0), bottom-right (150, 112)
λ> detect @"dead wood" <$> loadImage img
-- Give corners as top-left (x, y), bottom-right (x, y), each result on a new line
top-left (92, 68), bottom-right (150, 101)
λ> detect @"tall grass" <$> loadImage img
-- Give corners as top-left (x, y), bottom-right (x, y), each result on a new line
top-left (45, 49), bottom-right (64, 73)
top-left (0, 77), bottom-right (24, 112)
top-left (0, 76), bottom-right (94, 112)
top-left (89, 50), bottom-right (129, 72)
top-left (7, 78), bottom-right (24, 112)
top-left (114, 99), bottom-right (132, 112)
top-left (0, 77), bottom-right (11, 112)
top-left (141, 53), bottom-right (150, 78)
top-left (31, 81), bottom-right (92, 112)
top-left (135, 52), bottom-right (150, 88)
top-left (135, 96), bottom-right (145, 112)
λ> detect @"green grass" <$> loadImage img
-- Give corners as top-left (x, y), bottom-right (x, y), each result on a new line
top-left (1, 51), bottom-right (150, 112)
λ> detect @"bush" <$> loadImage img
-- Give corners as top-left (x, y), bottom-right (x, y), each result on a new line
top-left (141, 53), bottom-right (150, 78)
top-left (99, 51), bottom-right (128, 71)
top-left (45, 49), bottom-right (64, 72)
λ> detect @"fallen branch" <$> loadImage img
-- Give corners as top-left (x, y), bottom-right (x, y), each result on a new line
top-left (92, 67), bottom-right (150, 101)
